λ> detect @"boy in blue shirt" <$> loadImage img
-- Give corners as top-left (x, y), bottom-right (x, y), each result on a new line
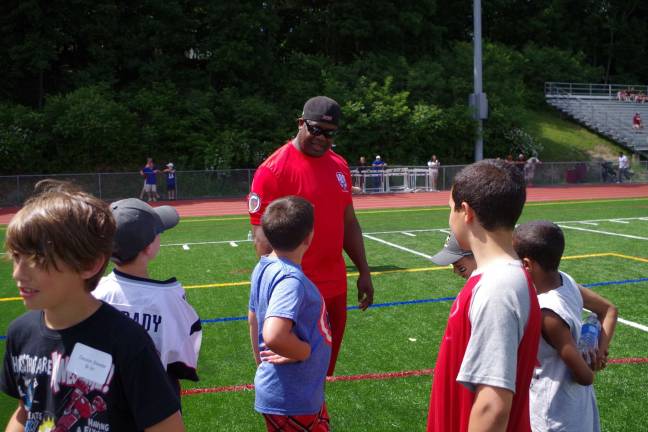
top-left (248, 196), bottom-right (332, 431)
top-left (163, 162), bottom-right (177, 200)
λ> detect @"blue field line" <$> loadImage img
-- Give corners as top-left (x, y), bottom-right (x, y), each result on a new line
top-left (582, 277), bottom-right (648, 288)
top-left (201, 296), bottom-right (458, 324)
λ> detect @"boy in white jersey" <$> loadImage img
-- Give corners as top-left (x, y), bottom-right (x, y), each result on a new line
top-left (93, 198), bottom-right (202, 397)
top-left (513, 220), bottom-right (618, 432)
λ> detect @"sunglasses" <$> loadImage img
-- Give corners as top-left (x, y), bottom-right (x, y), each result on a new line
top-left (304, 120), bottom-right (337, 138)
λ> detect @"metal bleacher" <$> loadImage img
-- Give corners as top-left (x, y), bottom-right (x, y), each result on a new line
top-left (545, 82), bottom-right (648, 156)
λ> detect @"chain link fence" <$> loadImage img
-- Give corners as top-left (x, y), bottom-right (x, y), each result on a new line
top-left (1, 161), bottom-right (646, 207)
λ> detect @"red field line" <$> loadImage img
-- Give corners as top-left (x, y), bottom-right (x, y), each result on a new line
top-left (181, 359), bottom-right (648, 396)
top-left (1, 183), bottom-right (647, 223)
top-left (608, 357), bottom-right (648, 365)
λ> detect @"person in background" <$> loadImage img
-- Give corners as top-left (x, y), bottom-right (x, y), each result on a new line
top-left (427, 155), bottom-right (441, 191)
top-left (617, 152), bottom-right (630, 183)
top-left (515, 153), bottom-right (526, 175)
top-left (140, 157), bottom-right (160, 202)
top-left (372, 155), bottom-right (387, 191)
top-left (524, 154), bottom-right (542, 187)
top-left (353, 156), bottom-right (368, 193)
top-left (372, 155), bottom-right (386, 169)
top-left (164, 162), bottom-right (177, 200)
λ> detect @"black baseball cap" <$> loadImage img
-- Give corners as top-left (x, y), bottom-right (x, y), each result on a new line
top-left (302, 96), bottom-right (341, 126)
top-left (110, 198), bottom-right (179, 264)
top-left (430, 233), bottom-right (473, 266)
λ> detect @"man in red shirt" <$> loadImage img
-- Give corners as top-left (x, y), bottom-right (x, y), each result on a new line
top-left (427, 159), bottom-right (540, 432)
top-left (248, 96), bottom-right (374, 375)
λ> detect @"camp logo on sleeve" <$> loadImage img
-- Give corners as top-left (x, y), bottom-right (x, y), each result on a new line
top-left (336, 172), bottom-right (348, 192)
top-left (248, 193), bottom-right (261, 213)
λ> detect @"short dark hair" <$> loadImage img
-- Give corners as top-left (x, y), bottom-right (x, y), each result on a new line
top-left (5, 180), bottom-right (115, 291)
top-left (262, 196), bottom-right (314, 252)
top-left (451, 159), bottom-right (526, 231)
top-left (512, 220), bottom-right (564, 272)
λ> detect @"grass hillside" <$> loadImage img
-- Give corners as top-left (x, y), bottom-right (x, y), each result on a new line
top-left (522, 108), bottom-right (625, 161)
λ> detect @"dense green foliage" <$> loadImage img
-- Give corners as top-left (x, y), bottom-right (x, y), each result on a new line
top-left (2, 0), bottom-right (645, 173)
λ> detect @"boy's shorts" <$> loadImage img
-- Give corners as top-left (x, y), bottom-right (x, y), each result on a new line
top-left (144, 184), bottom-right (157, 193)
top-left (263, 404), bottom-right (329, 432)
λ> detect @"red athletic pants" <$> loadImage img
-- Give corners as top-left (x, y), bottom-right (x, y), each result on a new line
top-left (323, 293), bottom-right (347, 376)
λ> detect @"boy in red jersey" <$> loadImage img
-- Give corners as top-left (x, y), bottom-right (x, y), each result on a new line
top-left (427, 159), bottom-right (541, 432)
top-left (248, 96), bottom-right (374, 376)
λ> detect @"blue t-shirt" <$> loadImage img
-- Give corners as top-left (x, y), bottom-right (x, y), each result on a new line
top-left (166, 170), bottom-right (176, 187)
top-left (249, 256), bottom-right (332, 415)
top-left (142, 166), bottom-right (157, 185)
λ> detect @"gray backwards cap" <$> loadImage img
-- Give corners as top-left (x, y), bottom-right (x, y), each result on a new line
top-left (430, 233), bottom-right (473, 266)
top-left (302, 96), bottom-right (341, 126)
top-left (111, 198), bottom-right (179, 264)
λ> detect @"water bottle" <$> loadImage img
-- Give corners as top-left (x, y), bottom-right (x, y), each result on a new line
top-left (247, 230), bottom-right (253, 241)
top-left (578, 313), bottom-right (600, 367)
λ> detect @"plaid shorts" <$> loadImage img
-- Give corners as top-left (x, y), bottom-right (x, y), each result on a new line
top-left (262, 404), bottom-right (329, 432)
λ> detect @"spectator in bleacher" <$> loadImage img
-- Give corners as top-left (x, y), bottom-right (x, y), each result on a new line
top-left (427, 155), bottom-right (440, 191)
top-left (632, 113), bottom-right (642, 129)
top-left (617, 152), bottom-right (630, 183)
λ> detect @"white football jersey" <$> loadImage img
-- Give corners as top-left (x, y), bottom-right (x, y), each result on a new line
top-left (94, 270), bottom-right (202, 381)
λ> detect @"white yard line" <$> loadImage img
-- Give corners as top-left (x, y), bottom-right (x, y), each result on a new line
top-left (363, 234), bottom-right (433, 260)
top-left (162, 239), bottom-right (252, 247)
top-left (618, 317), bottom-right (648, 333)
top-left (585, 307), bottom-right (648, 333)
top-left (559, 225), bottom-right (648, 241)
top-left (610, 220), bottom-right (630, 224)
top-left (158, 216), bottom-right (648, 248)
top-left (556, 216), bottom-right (646, 224)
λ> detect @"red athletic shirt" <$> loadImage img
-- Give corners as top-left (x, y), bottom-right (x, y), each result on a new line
top-left (248, 141), bottom-right (353, 298)
top-left (427, 269), bottom-right (541, 432)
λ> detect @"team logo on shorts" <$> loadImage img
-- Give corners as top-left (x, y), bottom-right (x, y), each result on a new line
top-left (248, 193), bottom-right (261, 213)
top-left (336, 172), bottom-right (348, 192)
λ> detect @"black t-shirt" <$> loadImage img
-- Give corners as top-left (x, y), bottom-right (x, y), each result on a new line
top-left (0, 303), bottom-right (180, 432)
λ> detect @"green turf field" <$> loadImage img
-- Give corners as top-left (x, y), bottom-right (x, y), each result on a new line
top-left (1, 197), bottom-right (647, 430)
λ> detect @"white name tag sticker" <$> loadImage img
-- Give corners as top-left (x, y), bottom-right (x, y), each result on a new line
top-left (67, 343), bottom-right (113, 384)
